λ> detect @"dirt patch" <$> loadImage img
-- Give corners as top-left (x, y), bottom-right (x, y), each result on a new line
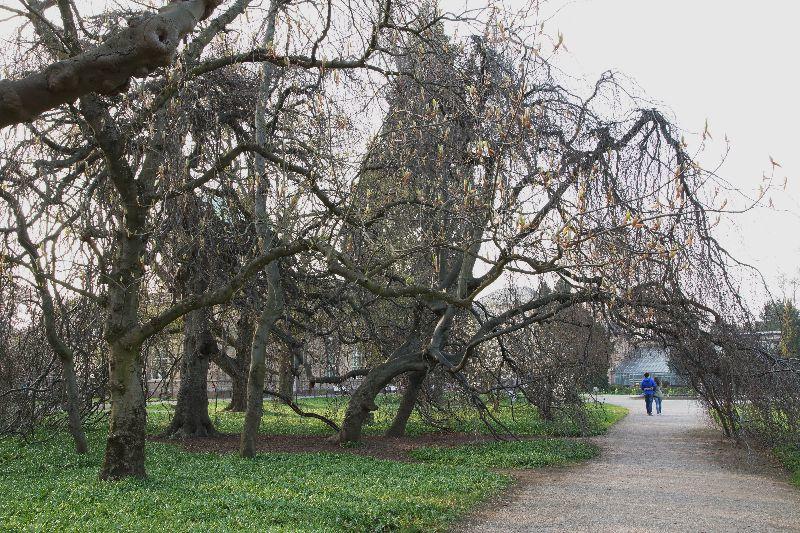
top-left (687, 426), bottom-right (796, 480)
top-left (149, 432), bottom-right (503, 461)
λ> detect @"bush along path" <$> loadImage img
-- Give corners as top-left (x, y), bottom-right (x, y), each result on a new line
top-left (461, 396), bottom-right (800, 533)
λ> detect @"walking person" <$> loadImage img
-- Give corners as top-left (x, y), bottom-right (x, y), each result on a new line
top-left (640, 372), bottom-right (657, 416)
top-left (653, 378), bottom-right (664, 415)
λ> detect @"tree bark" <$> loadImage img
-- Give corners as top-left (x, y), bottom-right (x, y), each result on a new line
top-left (160, 309), bottom-right (220, 438)
top-left (338, 355), bottom-right (426, 443)
top-left (100, 342), bottom-right (146, 480)
top-left (99, 178), bottom-right (149, 479)
top-left (239, 284), bottom-right (282, 457)
top-left (225, 312), bottom-right (253, 411)
top-left (535, 377), bottom-right (555, 421)
top-left (385, 369), bottom-right (426, 437)
top-left (278, 352), bottom-right (294, 398)
top-left (0, 0), bottom-right (222, 128)
top-left (427, 370), bottom-right (445, 406)
top-left (227, 369), bottom-right (247, 412)
top-left (62, 357), bottom-right (89, 453)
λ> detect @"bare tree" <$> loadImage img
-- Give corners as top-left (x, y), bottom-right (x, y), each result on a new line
top-left (0, 0), bottom-right (448, 478)
top-left (1, 0), bottom-right (772, 480)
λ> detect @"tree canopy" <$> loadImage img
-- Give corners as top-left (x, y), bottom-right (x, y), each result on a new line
top-left (1, 0), bottom-right (797, 482)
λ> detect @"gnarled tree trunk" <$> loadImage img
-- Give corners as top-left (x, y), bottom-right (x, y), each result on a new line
top-left (534, 376), bottom-right (555, 421)
top-left (100, 342), bottom-right (146, 480)
top-left (100, 193), bottom-right (148, 480)
top-left (278, 352), bottom-right (294, 398)
top-left (338, 354), bottom-right (426, 443)
top-left (227, 372), bottom-right (247, 412)
top-left (385, 369), bottom-right (426, 437)
top-left (160, 309), bottom-right (220, 438)
top-left (225, 313), bottom-right (253, 412)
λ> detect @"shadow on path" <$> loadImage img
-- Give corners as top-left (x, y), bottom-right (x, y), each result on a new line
top-left (461, 396), bottom-right (800, 532)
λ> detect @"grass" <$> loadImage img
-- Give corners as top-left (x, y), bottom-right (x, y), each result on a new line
top-left (0, 401), bottom-right (627, 531)
top-left (0, 431), bottom-right (508, 532)
top-left (146, 397), bottom-right (628, 439)
top-left (410, 439), bottom-right (599, 469)
top-left (774, 445), bottom-right (800, 487)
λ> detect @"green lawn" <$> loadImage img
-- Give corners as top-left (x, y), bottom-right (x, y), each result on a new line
top-left (0, 401), bottom-right (627, 531)
top-left (410, 438), bottom-right (599, 469)
top-left (147, 397), bottom-right (628, 438)
top-left (0, 431), bottom-right (507, 532)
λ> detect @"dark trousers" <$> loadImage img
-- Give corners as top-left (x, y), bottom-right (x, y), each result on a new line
top-left (645, 394), bottom-right (654, 415)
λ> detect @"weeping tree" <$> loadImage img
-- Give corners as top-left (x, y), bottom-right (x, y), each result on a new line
top-left (0, 1), bottom-right (312, 478)
top-left (150, 65), bottom-right (267, 437)
top-left (314, 9), bottom-right (746, 443)
top-left (633, 291), bottom-right (800, 445)
top-left (338, 12), bottom-right (480, 440)
top-left (156, 193), bottom-right (241, 438)
top-left (1, 0), bottom-right (762, 475)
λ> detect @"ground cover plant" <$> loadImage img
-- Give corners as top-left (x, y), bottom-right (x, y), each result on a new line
top-left (146, 398), bottom-right (627, 438)
top-left (1, 402), bottom-right (626, 531)
top-left (0, 431), bottom-right (507, 532)
top-left (410, 439), bottom-right (599, 469)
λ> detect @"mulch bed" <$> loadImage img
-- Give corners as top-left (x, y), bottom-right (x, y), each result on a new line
top-left (149, 432), bottom-right (505, 461)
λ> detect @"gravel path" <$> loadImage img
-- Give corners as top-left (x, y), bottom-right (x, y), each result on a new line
top-left (462, 396), bottom-right (800, 532)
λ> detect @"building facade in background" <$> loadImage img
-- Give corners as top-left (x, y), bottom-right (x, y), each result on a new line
top-left (608, 336), bottom-right (687, 386)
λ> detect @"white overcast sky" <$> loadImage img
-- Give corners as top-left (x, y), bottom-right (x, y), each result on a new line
top-left (538, 0), bottom-right (800, 305)
top-left (2, 0), bottom-right (798, 308)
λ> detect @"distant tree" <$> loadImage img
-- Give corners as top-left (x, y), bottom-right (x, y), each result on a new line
top-left (477, 285), bottom-right (611, 421)
top-left (758, 299), bottom-right (800, 357)
top-left (779, 301), bottom-right (800, 358)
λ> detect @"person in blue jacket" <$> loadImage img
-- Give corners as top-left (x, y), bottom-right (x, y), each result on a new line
top-left (640, 372), bottom-right (657, 416)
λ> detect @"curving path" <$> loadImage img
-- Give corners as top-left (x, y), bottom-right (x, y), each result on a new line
top-left (462, 396), bottom-right (800, 532)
